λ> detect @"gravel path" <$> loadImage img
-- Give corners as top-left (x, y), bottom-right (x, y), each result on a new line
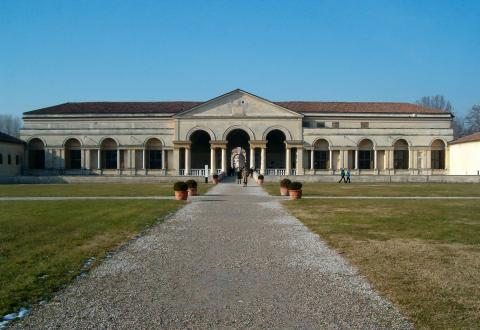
top-left (12, 180), bottom-right (412, 329)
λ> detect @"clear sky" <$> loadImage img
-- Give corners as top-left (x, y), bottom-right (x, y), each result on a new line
top-left (1, 0), bottom-right (479, 117)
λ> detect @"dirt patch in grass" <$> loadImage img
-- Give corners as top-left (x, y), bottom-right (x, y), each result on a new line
top-left (283, 199), bottom-right (480, 329)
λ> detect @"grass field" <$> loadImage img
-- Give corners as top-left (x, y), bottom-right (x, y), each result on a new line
top-left (0, 199), bottom-right (182, 316)
top-left (0, 182), bottom-right (210, 197)
top-left (283, 198), bottom-right (480, 329)
top-left (264, 182), bottom-right (480, 197)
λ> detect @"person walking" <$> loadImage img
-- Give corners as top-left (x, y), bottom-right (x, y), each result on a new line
top-left (242, 167), bottom-right (248, 187)
top-left (338, 168), bottom-right (346, 183)
top-left (236, 168), bottom-right (242, 184)
top-left (346, 169), bottom-right (351, 183)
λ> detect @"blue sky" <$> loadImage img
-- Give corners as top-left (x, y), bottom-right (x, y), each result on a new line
top-left (1, 0), bottom-right (479, 117)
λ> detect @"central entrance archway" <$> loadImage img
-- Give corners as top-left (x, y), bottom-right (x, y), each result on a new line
top-left (226, 129), bottom-right (250, 175)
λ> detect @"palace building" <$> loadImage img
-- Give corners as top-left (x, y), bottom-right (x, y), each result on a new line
top-left (18, 89), bottom-right (454, 177)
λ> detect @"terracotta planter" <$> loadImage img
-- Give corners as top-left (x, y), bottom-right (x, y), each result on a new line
top-left (188, 187), bottom-right (197, 196)
top-left (280, 186), bottom-right (289, 196)
top-left (289, 189), bottom-right (302, 200)
top-left (212, 178), bottom-right (219, 184)
top-left (174, 190), bottom-right (188, 200)
top-left (257, 179), bottom-right (264, 185)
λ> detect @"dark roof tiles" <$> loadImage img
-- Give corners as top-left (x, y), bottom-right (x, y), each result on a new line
top-left (0, 132), bottom-right (25, 145)
top-left (449, 132), bottom-right (480, 145)
top-left (24, 101), bottom-right (448, 116)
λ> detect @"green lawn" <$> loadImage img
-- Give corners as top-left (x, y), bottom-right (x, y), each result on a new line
top-left (0, 182), bottom-right (210, 197)
top-left (264, 182), bottom-right (480, 197)
top-left (283, 199), bottom-right (480, 329)
top-left (0, 199), bottom-right (181, 316)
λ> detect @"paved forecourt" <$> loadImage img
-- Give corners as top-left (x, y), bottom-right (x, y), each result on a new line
top-left (13, 179), bottom-right (411, 329)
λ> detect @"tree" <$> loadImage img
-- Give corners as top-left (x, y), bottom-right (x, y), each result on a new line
top-left (416, 95), bottom-right (465, 138)
top-left (0, 114), bottom-right (22, 137)
top-left (464, 104), bottom-right (480, 135)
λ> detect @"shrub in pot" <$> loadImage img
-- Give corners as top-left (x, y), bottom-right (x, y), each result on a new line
top-left (186, 179), bottom-right (198, 196)
top-left (257, 174), bottom-right (264, 184)
top-left (288, 181), bottom-right (303, 200)
top-left (173, 181), bottom-right (188, 200)
top-left (212, 173), bottom-right (219, 184)
top-left (280, 178), bottom-right (291, 196)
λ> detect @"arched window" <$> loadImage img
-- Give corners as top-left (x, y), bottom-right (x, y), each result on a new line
top-left (393, 139), bottom-right (409, 169)
top-left (64, 138), bottom-right (82, 169)
top-left (266, 130), bottom-right (286, 169)
top-left (431, 139), bottom-right (446, 169)
top-left (100, 138), bottom-right (118, 169)
top-left (358, 139), bottom-right (374, 169)
top-left (28, 138), bottom-right (45, 169)
top-left (313, 139), bottom-right (329, 169)
top-left (145, 138), bottom-right (163, 169)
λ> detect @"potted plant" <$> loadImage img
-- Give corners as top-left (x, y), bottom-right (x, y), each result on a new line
top-left (212, 173), bottom-right (219, 184)
top-left (288, 181), bottom-right (303, 200)
top-left (280, 178), bottom-right (291, 196)
top-left (173, 181), bottom-right (188, 200)
top-left (257, 174), bottom-right (264, 185)
top-left (186, 179), bottom-right (198, 196)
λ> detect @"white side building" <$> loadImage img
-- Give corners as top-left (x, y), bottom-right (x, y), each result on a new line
top-left (449, 132), bottom-right (480, 176)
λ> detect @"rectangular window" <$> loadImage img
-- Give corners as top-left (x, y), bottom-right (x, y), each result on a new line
top-left (8, 154), bottom-right (11, 165)
top-left (313, 150), bottom-right (329, 169)
top-left (16, 155), bottom-right (19, 165)
top-left (316, 122), bottom-right (325, 128)
top-left (394, 150), bottom-right (408, 169)
top-left (69, 150), bottom-right (82, 169)
top-left (302, 121), bottom-right (311, 128)
top-left (332, 122), bottom-right (340, 129)
top-left (361, 122), bottom-right (369, 129)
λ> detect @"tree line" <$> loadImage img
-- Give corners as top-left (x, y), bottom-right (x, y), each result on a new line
top-left (416, 95), bottom-right (480, 139)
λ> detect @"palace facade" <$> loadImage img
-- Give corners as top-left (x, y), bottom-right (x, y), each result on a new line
top-left (19, 89), bottom-right (454, 177)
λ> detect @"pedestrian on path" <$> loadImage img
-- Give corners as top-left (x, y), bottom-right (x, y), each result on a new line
top-left (242, 168), bottom-right (248, 187)
top-left (338, 168), bottom-right (346, 183)
top-left (346, 169), bottom-right (351, 183)
top-left (236, 169), bottom-right (242, 184)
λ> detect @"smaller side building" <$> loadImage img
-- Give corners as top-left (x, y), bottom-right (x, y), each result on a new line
top-left (0, 132), bottom-right (25, 176)
top-left (449, 132), bottom-right (480, 175)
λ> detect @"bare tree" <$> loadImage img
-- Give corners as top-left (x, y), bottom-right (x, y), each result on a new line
top-left (464, 104), bottom-right (480, 135)
top-left (0, 114), bottom-right (22, 137)
top-left (416, 95), bottom-right (465, 138)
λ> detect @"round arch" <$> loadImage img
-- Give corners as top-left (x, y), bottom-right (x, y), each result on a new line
top-left (262, 125), bottom-right (293, 141)
top-left (189, 130), bottom-right (211, 169)
top-left (312, 138), bottom-right (331, 150)
top-left (27, 137), bottom-right (46, 170)
top-left (357, 138), bottom-right (374, 170)
top-left (144, 137), bottom-right (164, 169)
top-left (143, 136), bottom-right (165, 148)
top-left (186, 126), bottom-right (216, 141)
top-left (356, 137), bottom-right (376, 149)
top-left (430, 138), bottom-right (448, 148)
top-left (64, 138), bottom-right (82, 170)
top-left (222, 125), bottom-right (255, 141)
top-left (99, 136), bottom-right (120, 148)
top-left (26, 136), bottom-right (47, 148)
top-left (391, 137), bottom-right (411, 147)
top-left (62, 137), bottom-right (83, 147)
top-left (266, 129), bottom-right (287, 169)
top-left (312, 138), bottom-right (330, 170)
top-left (99, 138), bottom-right (119, 170)
top-left (393, 139), bottom-right (409, 170)
top-left (430, 138), bottom-right (446, 170)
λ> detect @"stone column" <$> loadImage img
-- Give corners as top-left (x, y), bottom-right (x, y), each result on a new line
top-left (374, 149), bottom-right (378, 171)
top-left (173, 148), bottom-right (180, 175)
top-left (117, 149), bottom-right (120, 170)
top-left (408, 149), bottom-right (413, 169)
top-left (60, 149), bottom-right (65, 169)
top-left (426, 149), bottom-right (432, 170)
top-left (296, 147), bottom-right (304, 175)
top-left (161, 149), bottom-right (166, 170)
top-left (310, 149), bottom-right (314, 170)
top-left (142, 148), bottom-right (146, 170)
top-left (97, 149), bottom-right (101, 169)
top-left (185, 147), bottom-right (191, 175)
top-left (210, 147), bottom-right (216, 174)
top-left (340, 150), bottom-right (345, 169)
top-left (85, 149), bottom-right (91, 170)
top-left (285, 148), bottom-right (291, 175)
top-left (249, 147), bottom-right (255, 169)
top-left (221, 147), bottom-right (227, 173)
top-left (329, 149), bottom-right (333, 170)
top-left (355, 149), bottom-right (359, 170)
top-left (260, 147), bottom-right (266, 174)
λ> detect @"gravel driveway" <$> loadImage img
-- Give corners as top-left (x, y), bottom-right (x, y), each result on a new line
top-left (13, 180), bottom-right (412, 329)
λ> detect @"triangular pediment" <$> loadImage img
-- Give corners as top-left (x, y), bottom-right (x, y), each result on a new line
top-left (174, 89), bottom-right (303, 118)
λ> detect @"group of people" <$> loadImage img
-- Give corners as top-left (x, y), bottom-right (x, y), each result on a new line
top-left (236, 167), bottom-right (253, 187)
top-left (338, 168), bottom-right (351, 183)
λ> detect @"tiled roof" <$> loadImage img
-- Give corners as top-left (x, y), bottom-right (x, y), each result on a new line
top-left (0, 132), bottom-right (25, 145)
top-left (449, 132), bottom-right (480, 145)
top-left (24, 101), bottom-right (448, 115)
